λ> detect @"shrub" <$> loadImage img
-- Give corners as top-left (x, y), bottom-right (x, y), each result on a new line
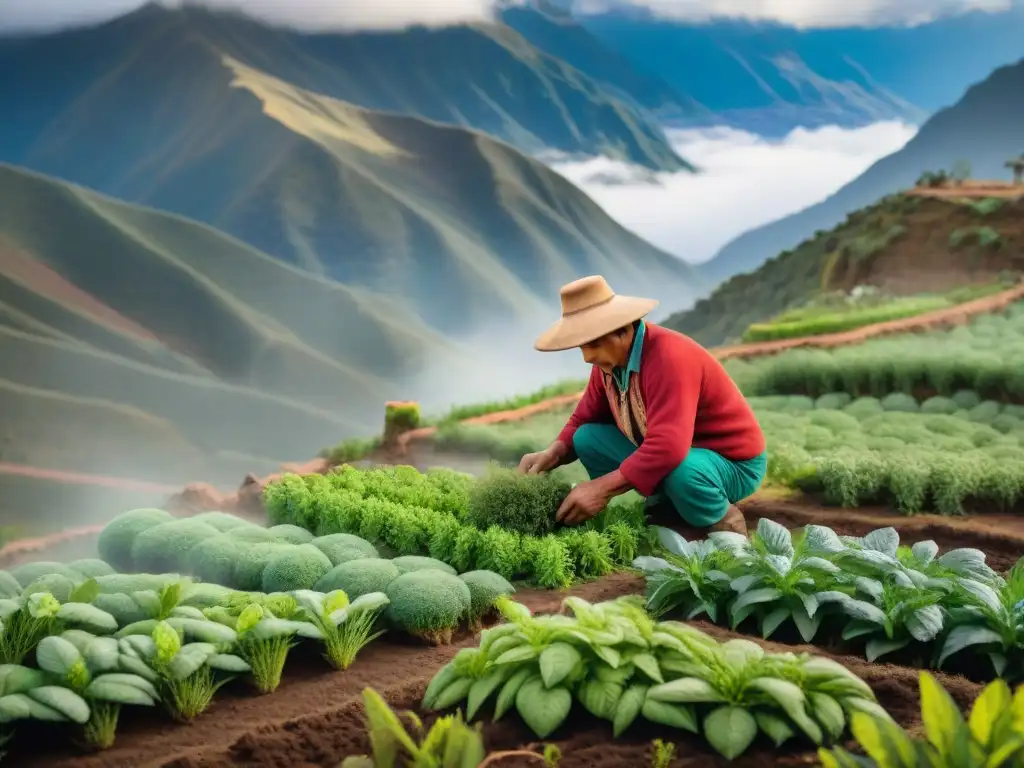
top-left (951, 390), bottom-right (981, 410)
top-left (97, 508), bottom-right (175, 571)
top-left (391, 556), bottom-right (457, 576)
top-left (66, 559), bottom-right (115, 578)
top-left (315, 558), bottom-right (401, 598)
top-left (10, 561), bottom-right (81, 589)
top-left (187, 535), bottom-right (244, 586)
top-left (880, 393), bottom-right (919, 413)
top-left (815, 393), bottom-right (852, 410)
top-left (920, 396), bottom-right (958, 414)
top-left (130, 521), bottom-right (221, 573)
top-left (464, 469), bottom-right (571, 537)
top-left (189, 511), bottom-right (251, 532)
top-left (458, 570), bottom-right (515, 627)
top-left (261, 545), bottom-right (333, 592)
top-left (267, 524), bottom-right (314, 545)
top-left (844, 397), bottom-right (884, 419)
top-left (311, 533), bottom-right (379, 566)
top-left (230, 526), bottom-right (285, 545)
top-left (234, 543), bottom-right (293, 591)
top-left (385, 570), bottom-right (472, 644)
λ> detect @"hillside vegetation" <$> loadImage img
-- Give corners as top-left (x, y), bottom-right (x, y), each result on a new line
top-left (0, 162), bottom-right (473, 483)
top-left (665, 193), bottom-right (1024, 346)
top-left (700, 56), bottom-right (1024, 285)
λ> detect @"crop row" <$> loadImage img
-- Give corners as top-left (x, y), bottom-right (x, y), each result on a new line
top-left (92, 507), bottom-right (517, 644)
top-left (0, 567), bottom-right (398, 757)
top-left (633, 519), bottom-right (1021, 682)
top-left (262, 466), bottom-right (650, 588)
top-left (420, 594), bottom-right (885, 760)
top-left (725, 302), bottom-right (1024, 401)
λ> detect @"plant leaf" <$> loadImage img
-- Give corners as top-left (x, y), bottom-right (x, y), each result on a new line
top-left (921, 671), bottom-right (964, 757)
top-left (969, 679), bottom-right (1011, 748)
top-left (538, 643), bottom-right (582, 689)
top-left (704, 706), bottom-right (758, 759)
top-left (612, 684), bottom-right (647, 737)
top-left (938, 626), bottom-right (1004, 667)
top-left (515, 677), bottom-right (571, 738)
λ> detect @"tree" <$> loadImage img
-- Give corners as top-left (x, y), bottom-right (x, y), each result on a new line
top-left (951, 159), bottom-right (972, 183)
top-left (1007, 155), bottom-right (1024, 185)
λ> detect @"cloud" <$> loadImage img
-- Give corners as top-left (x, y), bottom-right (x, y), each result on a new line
top-left (573, 0), bottom-right (1012, 28)
top-left (547, 121), bottom-right (917, 266)
top-left (0, 0), bottom-right (517, 34)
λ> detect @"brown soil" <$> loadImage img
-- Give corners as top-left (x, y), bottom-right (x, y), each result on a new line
top-left (11, 570), bottom-right (980, 768)
top-left (908, 182), bottom-right (1024, 199)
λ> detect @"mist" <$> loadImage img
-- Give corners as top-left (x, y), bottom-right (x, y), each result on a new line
top-left (0, 0), bottom-right (519, 33)
top-left (548, 121), bottom-right (918, 265)
top-left (573, 0), bottom-right (1013, 28)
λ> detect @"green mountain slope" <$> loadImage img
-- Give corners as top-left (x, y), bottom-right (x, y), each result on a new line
top-left (698, 57), bottom-right (1024, 287)
top-left (665, 192), bottom-right (1024, 346)
top-left (0, 161), bottom-right (467, 482)
top-left (0, 3), bottom-right (688, 172)
top-left (1, 50), bottom-right (699, 333)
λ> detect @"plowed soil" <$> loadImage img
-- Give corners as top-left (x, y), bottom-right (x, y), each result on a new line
top-left (11, 572), bottom-right (981, 768)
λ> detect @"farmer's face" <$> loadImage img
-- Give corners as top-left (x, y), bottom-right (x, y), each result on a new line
top-left (580, 326), bottom-right (634, 374)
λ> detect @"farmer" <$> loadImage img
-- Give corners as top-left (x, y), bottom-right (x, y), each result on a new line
top-left (518, 275), bottom-right (767, 536)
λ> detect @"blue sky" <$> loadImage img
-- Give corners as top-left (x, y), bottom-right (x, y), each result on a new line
top-left (0, 0), bottom-right (1016, 32)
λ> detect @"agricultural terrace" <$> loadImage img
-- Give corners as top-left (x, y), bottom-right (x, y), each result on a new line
top-left (4, 304), bottom-right (1024, 766)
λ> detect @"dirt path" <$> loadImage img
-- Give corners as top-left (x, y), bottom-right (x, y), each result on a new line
top-left (0, 461), bottom-right (179, 492)
top-left (12, 571), bottom-right (977, 768)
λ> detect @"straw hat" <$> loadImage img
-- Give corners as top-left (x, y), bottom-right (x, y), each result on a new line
top-left (535, 276), bottom-right (659, 352)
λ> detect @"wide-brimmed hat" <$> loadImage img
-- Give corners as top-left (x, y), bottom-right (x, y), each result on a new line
top-left (535, 276), bottom-right (658, 352)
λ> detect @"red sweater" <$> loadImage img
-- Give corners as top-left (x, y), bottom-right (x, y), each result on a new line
top-left (556, 324), bottom-right (765, 497)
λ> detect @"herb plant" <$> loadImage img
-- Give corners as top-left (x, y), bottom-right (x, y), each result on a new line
top-left (292, 589), bottom-right (390, 669)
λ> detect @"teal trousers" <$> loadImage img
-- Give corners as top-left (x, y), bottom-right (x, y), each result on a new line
top-left (572, 422), bottom-right (767, 527)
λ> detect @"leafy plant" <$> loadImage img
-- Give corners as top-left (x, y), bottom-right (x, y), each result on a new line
top-left (937, 558), bottom-right (1024, 679)
top-left (0, 582), bottom-right (117, 664)
top-left (204, 602), bottom-right (306, 694)
top-left (0, 663), bottom-right (90, 741)
top-left (341, 687), bottom-right (553, 767)
top-left (422, 596), bottom-right (881, 759)
top-left (118, 621), bottom-right (243, 722)
top-left (821, 672), bottom-right (1024, 767)
top-left (35, 633), bottom-right (158, 749)
top-left (817, 576), bottom-right (946, 662)
top-left (722, 519), bottom-right (841, 642)
top-left (465, 469), bottom-right (571, 538)
top-left (633, 527), bottom-right (738, 622)
top-left (293, 590), bottom-right (390, 670)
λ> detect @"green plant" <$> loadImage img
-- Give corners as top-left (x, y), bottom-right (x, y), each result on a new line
top-left (633, 528), bottom-right (738, 622)
top-left (292, 590), bottom-right (390, 670)
top-left (423, 596), bottom-right (882, 759)
top-left (821, 672), bottom-right (1024, 767)
top-left (650, 739), bottom-right (675, 767)
top-left (465, 469), bottom-right (572, 538)
top-left (36, 633), bottom-right (158, 749)
top-left (340, 687), bottom-right (553, 767)
top-left (0, 663), bottom-right (90, 742)
top-left (385, 571), bottom-right (472, 645)
top-left (203, 602), bottom-right (303, 694)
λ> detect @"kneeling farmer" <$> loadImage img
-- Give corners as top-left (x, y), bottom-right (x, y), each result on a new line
top-left (519, 276), bottom-right (767, 535)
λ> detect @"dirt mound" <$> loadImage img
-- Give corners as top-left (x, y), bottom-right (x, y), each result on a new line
top-left (11, 568), bottom-right (978, 768)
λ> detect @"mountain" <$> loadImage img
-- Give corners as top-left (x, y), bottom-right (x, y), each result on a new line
top-left (499, 3), bottom-right (717, 125)
top-left (579, 7), bottom-right (1024, 135)
top-left (0, 36), bottom-right (699, 334)
top-left (664, 191), bottom-right (1024, 346)
top-left (0, 3), bottom-right (688, 172)
top-left (696, 57), bottom-right (1024, 287)
top-left (0, 162), bottom-right (453, 485)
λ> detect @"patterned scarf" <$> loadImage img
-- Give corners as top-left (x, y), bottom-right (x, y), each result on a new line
top-left (601, 370), bottom-right (648, 446)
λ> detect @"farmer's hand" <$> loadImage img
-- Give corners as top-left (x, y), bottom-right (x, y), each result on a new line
top-left (517, 441), bottom-right (569, 475)
top-left (555, 480), bottom-right (609, 526)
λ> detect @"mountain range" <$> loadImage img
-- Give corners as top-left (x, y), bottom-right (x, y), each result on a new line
top-left (0, 9), bottom-right (701, 487)
top-left (579, 4), bottom-right (1024, 135)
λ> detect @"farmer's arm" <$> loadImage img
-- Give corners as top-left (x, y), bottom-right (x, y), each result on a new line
top-left (547, 367), bottom-right (611, 466)
top-left (616, 344), bottom-right (700, 497)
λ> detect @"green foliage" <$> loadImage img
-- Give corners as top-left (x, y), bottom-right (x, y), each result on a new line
top-left (130, 521), bottom-right (221, 574)
top-left (436, 379), bottom-right (586, 425)
top-left (951, 226), bottom-right (1004, 249)
top-left (465, 469), bottom-right (572, 537)
top-left (315, 559), bottom-right (402, 599)
top-left (96, 509), bottom-right (176, 572)
top-left (821, 672), bottom-right (1024, 767)
top-left (261, 545), bottom-right (333, 593)
top-left (384, 571), bottom-right (473, 645)
top-left (292, 590), bottom-right (390, 670)
top-left (311, 534), bottom-right (379, 566)
top-left (423, 596), bottom-right (882, 758)
top-left (458, 571), bottom-right (516, 627)
top-left (392, 556), bottom-right (457, 576)
top-left (262, 465), bottom-right (645, 588)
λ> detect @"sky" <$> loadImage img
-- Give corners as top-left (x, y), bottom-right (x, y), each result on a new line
top-left (547, 120), bottom-right (918, 265)
top-left (0, 0), bottom-right (1012, 32)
